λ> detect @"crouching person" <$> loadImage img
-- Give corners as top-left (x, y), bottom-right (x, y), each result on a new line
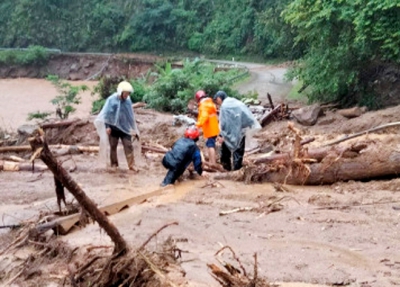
top-left (161, 126), bottom-right (208, 187)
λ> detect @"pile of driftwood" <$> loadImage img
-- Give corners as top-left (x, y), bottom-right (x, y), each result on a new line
top-left (258, 93), bottom-right (291, 127)
top-left (215, 121), bottom-right (400, 185)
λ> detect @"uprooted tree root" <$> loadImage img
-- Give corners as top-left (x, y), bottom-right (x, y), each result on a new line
top-left (213, 159), bottom-right (312, 185)
top-left (208, 246), bottom-right (274, 287)
top-left (0, 220), bottom-right (185, 287)
top-left (214, 122), bottom-right (314, 185)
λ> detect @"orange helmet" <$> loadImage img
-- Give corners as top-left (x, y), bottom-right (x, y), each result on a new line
top-left (184, 126), bottom-right (200, 140)
top-left (195, 90), bottom-right (206, 102)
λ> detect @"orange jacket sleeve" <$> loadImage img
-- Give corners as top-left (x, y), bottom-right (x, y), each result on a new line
top-left (196, 103), bottom-right (208, 128)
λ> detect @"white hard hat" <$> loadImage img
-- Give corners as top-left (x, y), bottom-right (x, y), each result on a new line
top-left (117, 81), bottom-right (133, 96)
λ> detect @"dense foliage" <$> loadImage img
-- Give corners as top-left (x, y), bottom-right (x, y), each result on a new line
top-left (92, 59), bottom-right (247, 114)
top-left (284, 0), bottom-right (400, 108)
top-left (0, 0), bottom-right (295, 59)
top-left (0, 46), bottom-right (49, 66)
top-left (1, 0), bottom-right (399, 108)
top-left (51, 75), bottom-right (88, 119)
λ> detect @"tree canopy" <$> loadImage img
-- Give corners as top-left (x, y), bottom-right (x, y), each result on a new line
top-left (283, 0), bottom-right (400, 107)
top-left (1, 0), bottom-right (399, 108)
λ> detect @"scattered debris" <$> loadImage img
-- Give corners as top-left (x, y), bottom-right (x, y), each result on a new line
top-left (172, 114), bottom-right (196, 126)
top-left (208, 246), bottom-right (273, 287)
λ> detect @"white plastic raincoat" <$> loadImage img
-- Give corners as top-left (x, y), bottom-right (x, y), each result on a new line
top-left (219, 97), bottom-right (261, 152)
top-left (94, 93), bottom-right (140, 166)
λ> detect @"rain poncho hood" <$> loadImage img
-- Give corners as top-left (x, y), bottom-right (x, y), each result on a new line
top-left (94, 93), bottom-right (140, 166)
top-left (219, 97), bottom-right (261, 152)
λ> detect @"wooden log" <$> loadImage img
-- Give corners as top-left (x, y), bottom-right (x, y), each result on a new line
top-left (40, 119), bottom-right (88, 129)
top-left (300, 137), bottom-right (315, 145)
top-left (246, 143), bottom-right (400, 185)
top-left (0, 160), bottom-right (48, 171)
top-left (1, 155), bottom-right (25, 162)
top-left (0, 146), bottom-right (33, 153)
top-left (35, 186), bottom-right (170, 235)
top-left (260, 104), bottom-right (282, 127)
top-left (251, 143), bottom-right (329, 165)
top-left (29, 133), bottom-right (128, 254)
top-left (0, 145), bottom-right (99, 154)
top-left (324, 121), bottom-right (400, 146)
top-left (142, 145), bottom-right (169, 154)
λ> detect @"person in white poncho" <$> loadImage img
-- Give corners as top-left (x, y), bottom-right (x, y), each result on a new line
top-left (213, 91), bottom-right (261, 171)
top-left (94, 81), bottom-right (140, 171)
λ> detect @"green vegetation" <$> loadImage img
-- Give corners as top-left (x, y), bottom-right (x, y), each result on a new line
top-left (1, 0), bottom-right (399, 108)
top-left (287, 80), bottom-right (308, 104)
top-left (283, 0), bottom-right (400, 108)
top-left (0, 46), bottom-right (49, 66)
top-left (92, 59), bottom-right (248, 114)
top-left (27, 111), bottom-right (53, 121)
top-left (28, 76), bottom-right (88, 121)
top-left (48, 75), bottom-right (88, 119)
top-left (0, 0), bottom-right (295, 59)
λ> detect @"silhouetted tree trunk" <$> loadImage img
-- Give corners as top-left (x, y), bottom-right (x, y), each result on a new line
top-left (29, 132), bottom-right (127, 254)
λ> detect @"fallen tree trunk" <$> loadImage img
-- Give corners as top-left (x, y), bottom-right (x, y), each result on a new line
top-left (0, 144), bottom-right (99, 154)
top-left (0, 160), bottom-right (48, 171)
top-left (262, 147), bottom-right (400, 185)
top-left (218, 141), bottom-right (400, 185)
top-left (141, 145), bottom-right (169, 154)
top-left (0, 155), bottom-right (25, 162)
top-left (40, 119), bottom-right (88, 129)
top-left (29, 132), bottom-right (128, 254)
top-left (250, 142), bottom-right (339, 165)
top-left (36, 186), bottom-right (170, 235)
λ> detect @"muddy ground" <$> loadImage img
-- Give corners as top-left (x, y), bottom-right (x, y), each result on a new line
top-left (1, 60), bottom-right (400, 286)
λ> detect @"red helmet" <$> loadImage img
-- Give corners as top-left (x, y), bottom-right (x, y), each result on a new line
top-left (195, 90), bottom-right (206, 102)
top-left (184, 126), bottom-right (200, 140)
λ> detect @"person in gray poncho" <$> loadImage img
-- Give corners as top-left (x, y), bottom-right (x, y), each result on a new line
top-left (213, 90), bottom-right (261, 171)
top-left (94, 81), bottom-right (140, 171)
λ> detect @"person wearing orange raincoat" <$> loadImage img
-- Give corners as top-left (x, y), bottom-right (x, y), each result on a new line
top-left (194, 90), bottom-right (220, 165)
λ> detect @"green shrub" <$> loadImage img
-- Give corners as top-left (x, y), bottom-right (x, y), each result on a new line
top-left (143, 59), bottom-right (244, 113)
top-left (27, 111), bottom-right (53, 121)
top-left (0, 45), bottom-right (49, 66)
top-left (91, 59), bottom-right (246, 114)
top-left (47, 75), bottom-right (88, 119)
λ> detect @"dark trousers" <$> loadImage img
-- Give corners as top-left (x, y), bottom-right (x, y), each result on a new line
top-left (161, 157), bottom-right (185, 185)
top-left (220, 137), bottom-right (245, 171)
top-left (108, 129), bottom-right (134, 169)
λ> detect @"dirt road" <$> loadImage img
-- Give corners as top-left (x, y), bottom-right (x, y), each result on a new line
top-left (235, 62), bottom-right (294, 104)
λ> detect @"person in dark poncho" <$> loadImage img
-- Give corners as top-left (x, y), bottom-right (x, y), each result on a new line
top-left (161, 126), bottom-right (208, 186)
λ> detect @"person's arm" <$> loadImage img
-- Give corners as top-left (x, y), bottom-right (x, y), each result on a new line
top-left (192, 148), bottom-right (203, 176)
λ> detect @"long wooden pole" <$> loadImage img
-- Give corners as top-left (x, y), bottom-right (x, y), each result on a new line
top-left (324, 121), bottom-right (400, 146)
top-left (29, 133), bottom-right (128, 254)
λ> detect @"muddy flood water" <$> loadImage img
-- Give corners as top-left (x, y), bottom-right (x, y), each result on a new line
top-left (0, 78), bottom-right (97, 131)
top-left (1, 78), bottom-right (400, 286)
